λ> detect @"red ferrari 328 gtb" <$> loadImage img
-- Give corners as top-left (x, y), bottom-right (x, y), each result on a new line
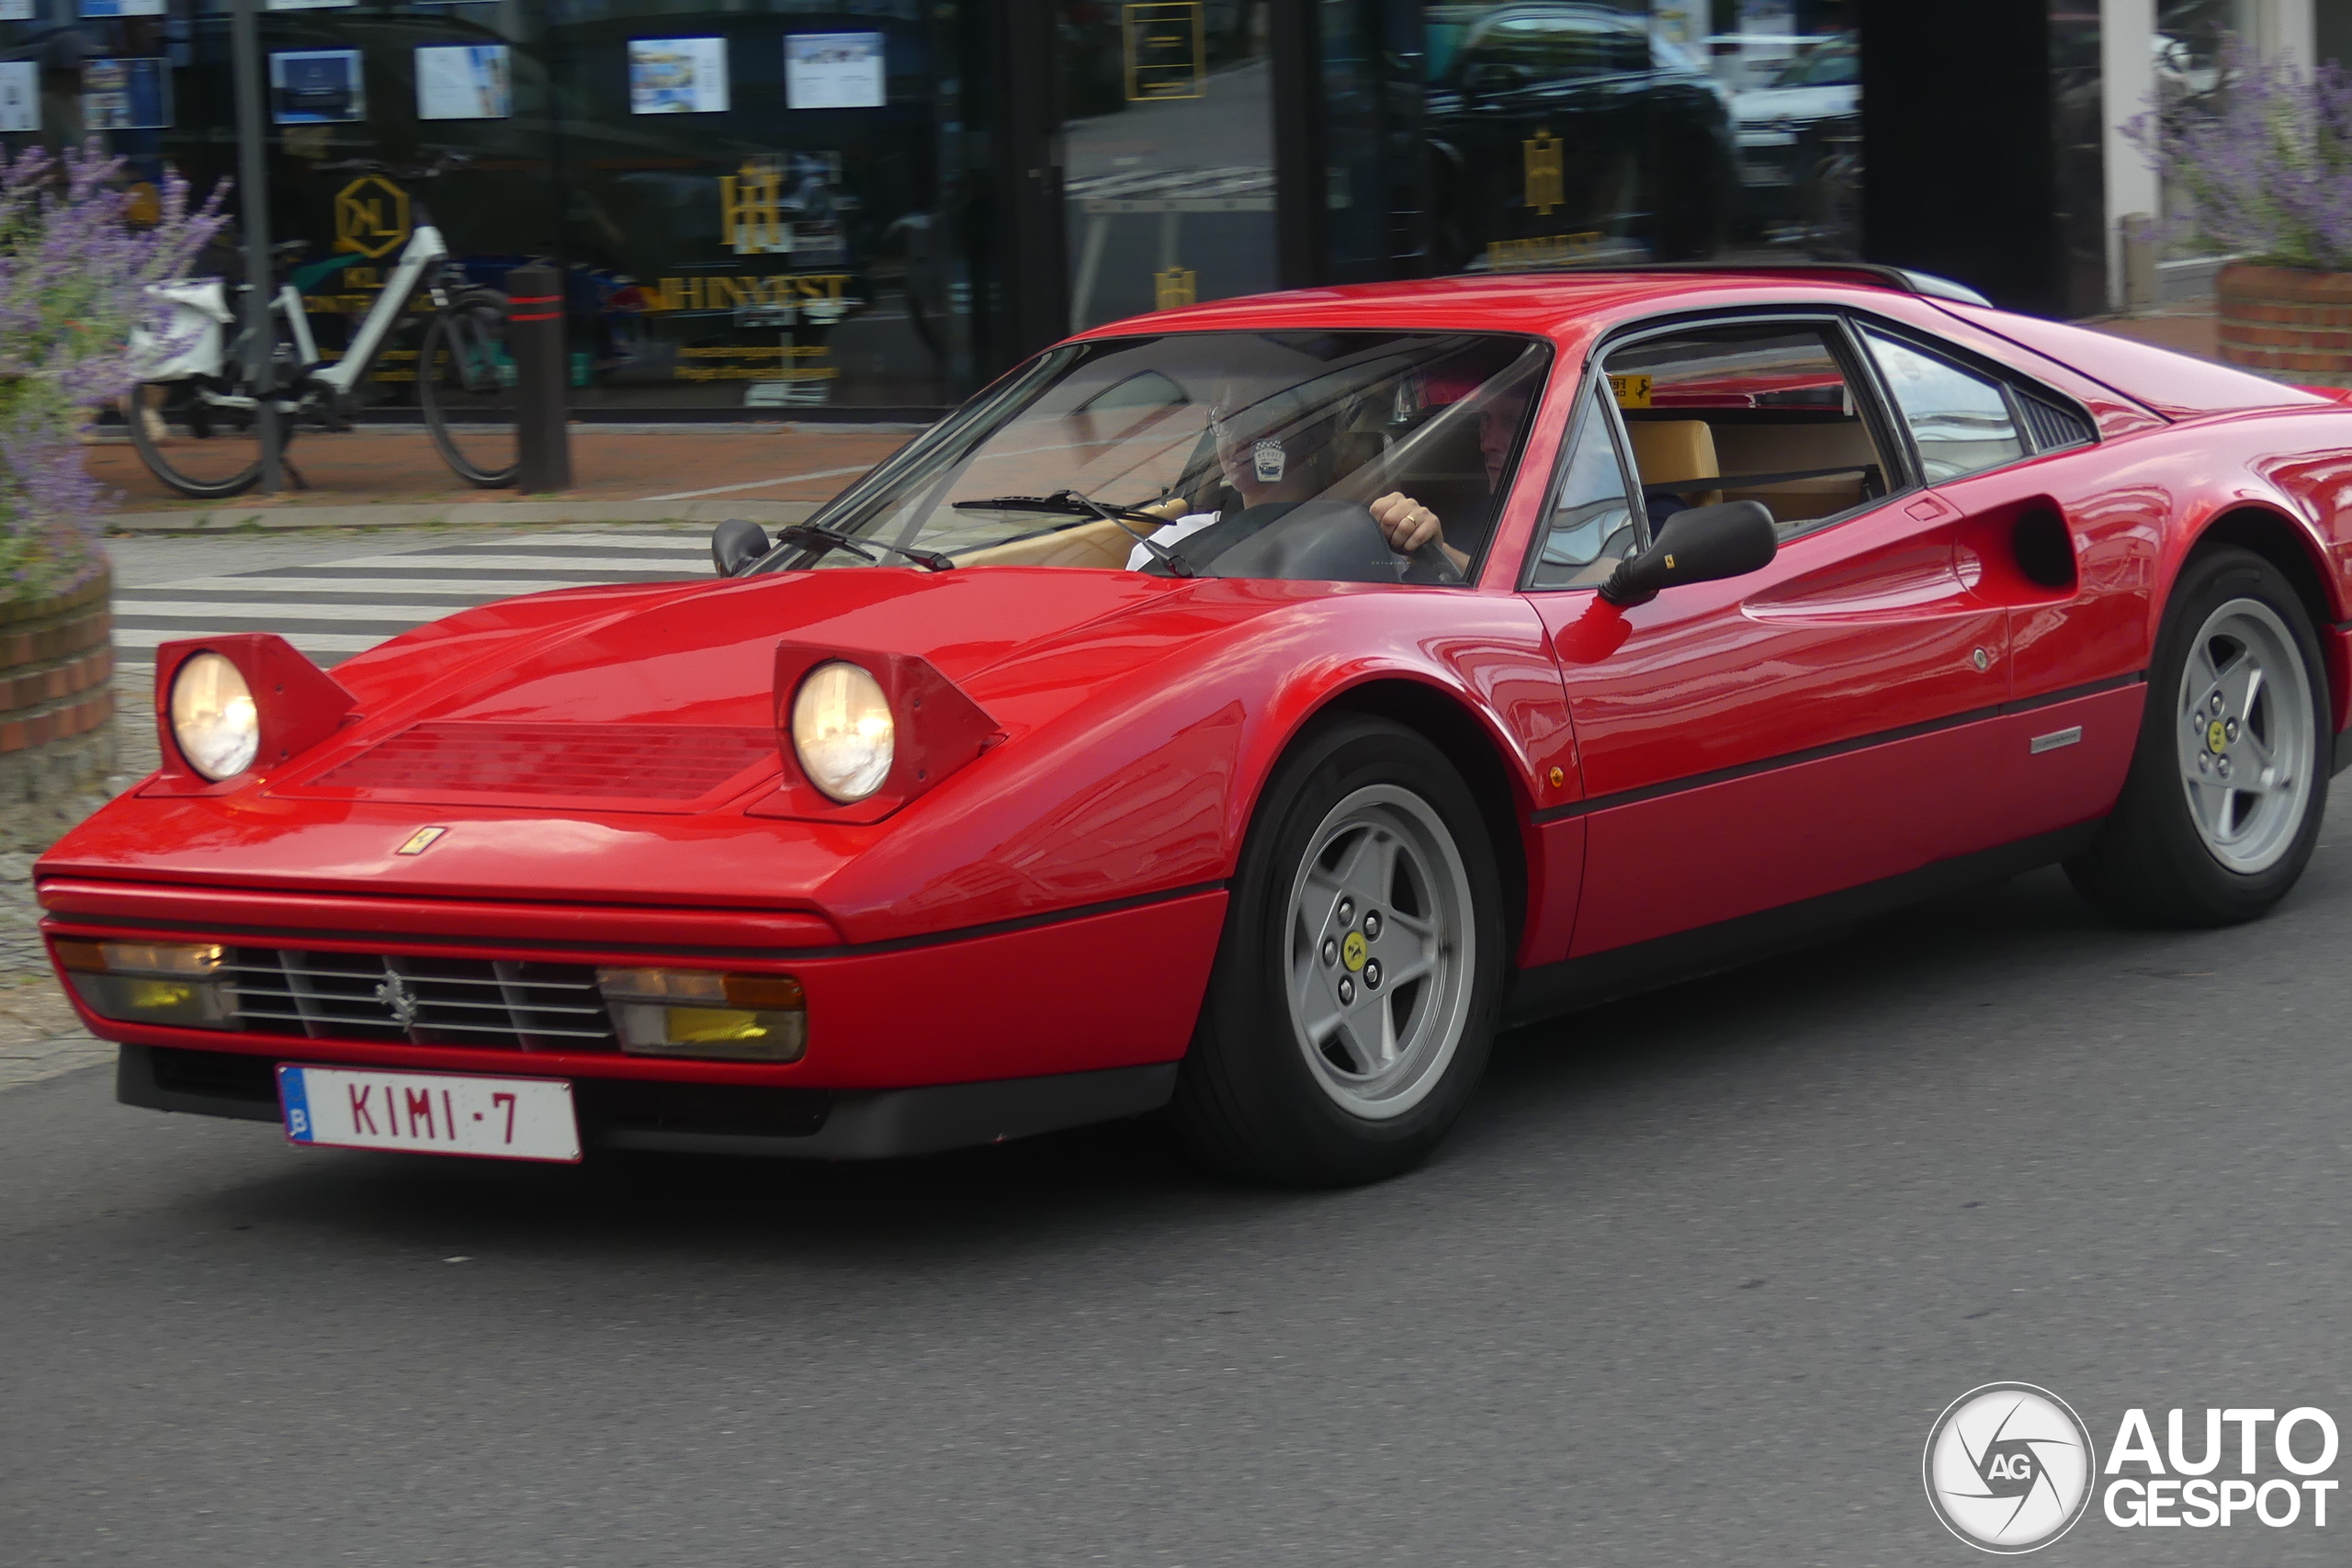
top-left (38, 265), bottom-right (2352, 1183)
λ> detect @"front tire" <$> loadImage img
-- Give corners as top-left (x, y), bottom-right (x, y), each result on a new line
top-left (1170, 716), bottom-right (1504, 1185)
top-left (2068, 547), bottom-right (2331, 925)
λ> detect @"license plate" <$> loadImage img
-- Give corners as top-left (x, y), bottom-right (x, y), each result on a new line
top-left (277, 1065), bottom-right (582, 1164)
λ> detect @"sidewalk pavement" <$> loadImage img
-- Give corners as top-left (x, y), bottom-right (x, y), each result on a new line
top-left (95, 421), bottom-right (921, 531)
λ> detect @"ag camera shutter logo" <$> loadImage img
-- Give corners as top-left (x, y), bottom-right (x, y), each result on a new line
top-left (1923, 1382), bottom-right (2097, 1552)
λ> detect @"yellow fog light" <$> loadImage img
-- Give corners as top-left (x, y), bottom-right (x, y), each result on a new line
top-left (595, 967), bottom-right (808, 1062)
top-left (53, 939), bottom-right (233, 1029)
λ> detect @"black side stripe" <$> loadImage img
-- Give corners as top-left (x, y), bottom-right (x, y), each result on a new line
top-left (1531, 671), bottom-right (2146, 825)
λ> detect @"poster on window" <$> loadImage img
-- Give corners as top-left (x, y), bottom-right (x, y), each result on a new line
top-left (79, 0), bottom-right (164, 16)
top-left (266, 0), bottom-right (358, 9)
top-left (270, 50), bottom-right (364, 124)
top-left (785, 33), bottom-right (885, 110)
top-left (83, 59), bottom-right (171, 129)
top-left (628, 38), bottom-right (728, 114)
top-left (0, 1), bottom-right (35, 21)
top-left (0, 62), bottom-right (35, 132)
top-left (415, 44), bottom-right (511, 120)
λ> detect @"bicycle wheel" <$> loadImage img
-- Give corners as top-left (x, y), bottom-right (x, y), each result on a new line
top-left (124, 378), bottom-right (297, 502)
top-left (418, 292), bottom-right (520, 488)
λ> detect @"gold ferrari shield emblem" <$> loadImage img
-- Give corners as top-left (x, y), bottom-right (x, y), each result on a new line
top-left (1341, 931), bottom-right (1368, 971)
top-left (395, 827), bottom-right (448, 856)
top-left (2206, 720), bottom-right (2228, 754)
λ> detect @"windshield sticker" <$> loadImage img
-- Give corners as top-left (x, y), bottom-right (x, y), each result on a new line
top-left (1253, 437), bottom-right (1286, 483)
top-left (1609, 373), bottom-right (1652, 410)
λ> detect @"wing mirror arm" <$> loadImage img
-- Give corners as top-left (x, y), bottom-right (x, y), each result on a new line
top-left (1598, 500), bottom-right (1778, 609)
top-left (711, 517), bottom-right (771, 578)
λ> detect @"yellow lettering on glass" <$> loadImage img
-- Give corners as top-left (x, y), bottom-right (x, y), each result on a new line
top-left (719, 160), bottom-right (787, 254)
top-left (333, 175), bottom-right (411, 260)
top-left (1124, 1), bottom-right (1205, 100)
top-left (1153, 265), bottom-right (1197, 310)
top-left (1524, 128), bottom-right (1564, 216)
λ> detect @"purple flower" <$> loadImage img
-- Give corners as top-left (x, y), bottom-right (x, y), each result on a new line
top-left (0, 141), bottom-right (225, 602)
top-left (2126, 40), bottom-right (2352, 273)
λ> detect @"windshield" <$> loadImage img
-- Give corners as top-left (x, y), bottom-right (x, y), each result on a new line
top-left (1770, 41), bottom-right (1857, 87)
top-left (766, 330), bottom-right (1550, 583)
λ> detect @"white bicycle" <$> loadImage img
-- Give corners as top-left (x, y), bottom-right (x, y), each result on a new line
top-left (129, 154), bottom-right (520, 498)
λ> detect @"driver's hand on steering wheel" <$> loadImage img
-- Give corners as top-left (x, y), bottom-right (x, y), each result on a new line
top-left (1371, 491), bottom-right (1471, 575)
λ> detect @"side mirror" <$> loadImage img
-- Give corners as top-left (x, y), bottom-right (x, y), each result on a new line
top-left (711, 517), bottom-right (770, 578)
top-left (1598, 500), bottom-right (1777, 608)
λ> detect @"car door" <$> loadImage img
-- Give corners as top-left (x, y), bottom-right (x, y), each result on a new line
top-left (1521, 311), bottom-right (2019, 964)
top-left (1849, 321), bottom-right (2152, 844)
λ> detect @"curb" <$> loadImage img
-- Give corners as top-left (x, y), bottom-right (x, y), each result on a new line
top-left (104, 497), bottom-right (825, 534)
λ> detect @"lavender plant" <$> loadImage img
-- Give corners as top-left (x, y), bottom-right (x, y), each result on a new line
top-left (2128, 42), bottom-right (2352, 273)
top-left (0, 142), bottom-right (221, 603)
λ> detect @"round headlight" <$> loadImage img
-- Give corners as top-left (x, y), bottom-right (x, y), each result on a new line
top-left (791, 661), bottom-right (895, 802)
top-left (169, 651), bottom-right (259, 781)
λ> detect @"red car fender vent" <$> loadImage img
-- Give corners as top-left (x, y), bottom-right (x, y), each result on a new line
top-left (755, 645), bottom-right (1002, 823)
top-left (292, 721), bottom-right (782, 810)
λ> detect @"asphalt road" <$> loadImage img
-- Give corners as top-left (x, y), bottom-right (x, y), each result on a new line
top-left (4, 774), bottom-right (2348, 1566)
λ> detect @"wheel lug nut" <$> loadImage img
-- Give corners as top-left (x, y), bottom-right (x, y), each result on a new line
top-left (2198, 753), bottom-right (2211, 773)
top-left (1336, 897), bottom-right (1354, 925)
top-left (2217, 755), bottom-right (2233, 778)
top-left (1338, 977), bottom-right (1355, 1005)
top-left (2225, 718), bottom-right (2240, 741)
top-left (1363, 911), bottom-right (1381, 940)
top-left (1321, 937), bottom-right (1337, 966)
top-left (1364, 960), bottom-right (1382, 988)
top-left (2210, 693), bottom-right (2225, 716)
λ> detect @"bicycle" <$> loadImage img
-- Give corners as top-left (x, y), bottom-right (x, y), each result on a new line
top-left (127, 153), bottom-right (521, 499)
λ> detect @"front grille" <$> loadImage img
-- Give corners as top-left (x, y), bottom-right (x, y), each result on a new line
top-left (220, 948), bottom-right (617, 1052)
top-left (308, 722), bottom-right (780, 803)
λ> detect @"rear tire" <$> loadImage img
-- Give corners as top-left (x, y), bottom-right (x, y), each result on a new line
top-left (1169, 715), bottom-right (1504, 1185)
top-left (419, 291), bottom-right (520, 488)
top-left (125, 378), bottom-right (294, 501)
top-left (2067, 547), bottom-right (2331, 926)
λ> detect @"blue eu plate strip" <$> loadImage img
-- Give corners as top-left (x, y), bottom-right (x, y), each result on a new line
top-left (277, 1065), bottom-right (314, 1143)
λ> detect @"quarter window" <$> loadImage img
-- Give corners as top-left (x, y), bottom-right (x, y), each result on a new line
top-left (1527, 383), bottom-right (1638, 589)
top-left (1861, 330), bottom-right (2026, 482)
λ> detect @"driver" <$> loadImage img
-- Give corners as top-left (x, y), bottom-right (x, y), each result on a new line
top-left (1124, 378), bottom-right (1526, 579)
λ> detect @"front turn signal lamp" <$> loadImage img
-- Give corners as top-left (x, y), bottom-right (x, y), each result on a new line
top-left (54, 940), bottom-right (234, 1030)
top-left (594, 968), bottom-right (808, 1062)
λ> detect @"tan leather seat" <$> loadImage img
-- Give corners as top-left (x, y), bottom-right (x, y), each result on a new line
top-left (1624, 420), bottom-right (1722, 508)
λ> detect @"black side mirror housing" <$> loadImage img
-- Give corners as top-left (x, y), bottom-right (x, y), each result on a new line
top-left (1599, 501), bottom-right (1778, 608)
top-left (711, 517), bottom-right (771, 578)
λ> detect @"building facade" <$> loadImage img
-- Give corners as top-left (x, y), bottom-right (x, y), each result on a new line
top-left (0, 0), bottom-right (2334, 418)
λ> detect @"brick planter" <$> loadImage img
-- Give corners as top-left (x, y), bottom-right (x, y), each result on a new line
top-left (0, 570), bottom-right (113, 853)
top-left (2216, 263), bottom-right (2352, 388)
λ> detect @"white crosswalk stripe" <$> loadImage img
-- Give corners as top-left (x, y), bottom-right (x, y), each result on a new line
top-left (113, 528), bottom-right (713, 667)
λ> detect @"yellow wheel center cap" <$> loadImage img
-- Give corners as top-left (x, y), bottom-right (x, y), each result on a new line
top-left (1341, 931), bottom-right (1368, 971)
top-left (2207, 719), bottom-right (2229, 754)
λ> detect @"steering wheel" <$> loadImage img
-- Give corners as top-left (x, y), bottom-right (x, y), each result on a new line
top-left (1199, 500), bottom-right (1458, 584)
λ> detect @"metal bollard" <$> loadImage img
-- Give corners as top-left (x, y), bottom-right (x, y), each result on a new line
top-left (506, 262), bottom-right (571, 492)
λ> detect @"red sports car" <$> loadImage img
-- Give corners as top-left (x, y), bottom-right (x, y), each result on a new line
top-left (38, 265), bottom-right (2352, 1184)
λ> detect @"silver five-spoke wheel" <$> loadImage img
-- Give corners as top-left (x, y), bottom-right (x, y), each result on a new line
top-left (2174, 597), bottom-right (2315, 874)
top-left (1283, 784), bottom-right (1476, 1120)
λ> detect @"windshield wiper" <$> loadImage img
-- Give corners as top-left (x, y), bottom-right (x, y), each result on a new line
top-left (953, 489), bottom-right (1198, 577)
top-left (772, 523), bottom-right (953, 572)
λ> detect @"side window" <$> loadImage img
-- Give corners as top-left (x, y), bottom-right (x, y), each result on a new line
top-left (1527, 383), bottom-right (1638, 590)
top-left (1860, 329), bottom-right (2026, 482)
top-left (1600, 321), bottom-right (1892, 539)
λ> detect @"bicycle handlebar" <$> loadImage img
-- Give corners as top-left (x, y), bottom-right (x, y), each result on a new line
top-left (312, 151), bottom-right (472, 183)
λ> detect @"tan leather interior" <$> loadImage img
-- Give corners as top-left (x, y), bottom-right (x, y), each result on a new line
top-left (1624, 420), bottom-right (1722, 508)
top-left (1709, 423), bottom-right (1879, 523)
top-left (950, 517), bottom-right (1139, 570)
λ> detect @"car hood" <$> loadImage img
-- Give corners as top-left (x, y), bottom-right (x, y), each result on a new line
top-left (1732, 85), bottom-right (1856, 123)
top-left (42, 567), bottom-right (1320, 936)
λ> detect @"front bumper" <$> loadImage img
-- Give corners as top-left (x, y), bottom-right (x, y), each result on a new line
top-left (42, 879), bottom-right (1227, 1156)
top-left (118, 1044), bottom-right (1180, 1159)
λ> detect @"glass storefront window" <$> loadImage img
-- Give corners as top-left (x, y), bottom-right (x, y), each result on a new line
top-left (1057, 0), bottom-right (1276, 332)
